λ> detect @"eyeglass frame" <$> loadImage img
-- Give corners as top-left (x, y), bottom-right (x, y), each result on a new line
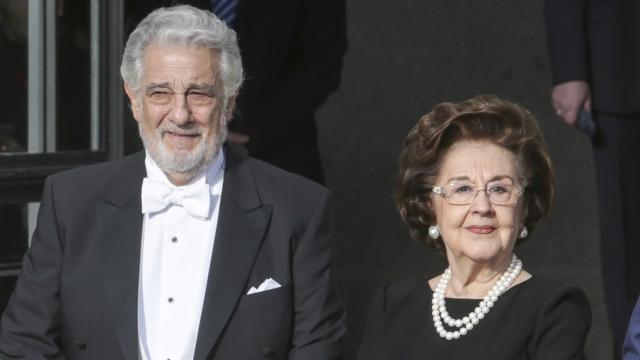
top-left (430, 183), bottom-right (526, 206)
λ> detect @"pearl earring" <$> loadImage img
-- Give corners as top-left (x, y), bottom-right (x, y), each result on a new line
top-left (519, 226), bottom-right (528, 239)
top-left (428, 225), bottom-right (440, 239)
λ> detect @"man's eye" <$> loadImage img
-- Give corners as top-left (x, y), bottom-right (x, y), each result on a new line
top-left (150, 91), bottom-right (170, 98)
top-left (188, 92), bottom-right (212, 100)
top-left (187, 92), bottom-right (215, 105)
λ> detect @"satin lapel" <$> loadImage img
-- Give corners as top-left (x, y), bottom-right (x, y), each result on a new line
top-left (96, 153), bottom-right (145, 360)
top-left (194, 149), bottom-right (272, 360)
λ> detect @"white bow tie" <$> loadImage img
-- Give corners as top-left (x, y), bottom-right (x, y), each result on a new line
top-left (141, 178), bottom-right (211, 219)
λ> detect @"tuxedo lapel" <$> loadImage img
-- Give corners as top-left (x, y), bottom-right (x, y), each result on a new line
top-left (96, 152), bottom-right (146, 360)
top-left (194, 149), bottom-right (272, 360)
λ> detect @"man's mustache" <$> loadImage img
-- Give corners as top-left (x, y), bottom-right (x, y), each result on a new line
top-left (159, 125), bottom-right (203, 136)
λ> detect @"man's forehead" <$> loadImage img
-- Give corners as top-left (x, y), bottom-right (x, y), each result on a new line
top-left (144, 43), bottom-right (220, 59)
top-left (140, 44), bottom-right (222, 86)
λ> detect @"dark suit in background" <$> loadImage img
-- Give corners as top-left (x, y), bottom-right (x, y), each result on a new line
top-left (0, 148), bottom-right (345, 359)
top-left (545, 0), bottom-right (640, 353)
top-left (624, 297), bottom-right (640, 359)
top-left (128, 0), bottom-right (348, 184)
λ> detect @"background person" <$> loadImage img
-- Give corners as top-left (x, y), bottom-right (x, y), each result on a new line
top-left (544, 1), bottom-right (640, 355)
top-left (624, 296), bottom-right (640, 359)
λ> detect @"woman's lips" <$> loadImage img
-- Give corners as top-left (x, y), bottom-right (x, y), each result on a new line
top-left (466, 225), bottom-right (496, 234)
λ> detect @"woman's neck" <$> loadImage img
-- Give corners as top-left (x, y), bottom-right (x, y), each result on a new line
top-left (445, 253), bottom-right (512, 298)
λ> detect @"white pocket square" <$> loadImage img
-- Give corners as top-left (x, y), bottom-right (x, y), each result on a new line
top-left (247, 278), bottom-right (281, 295)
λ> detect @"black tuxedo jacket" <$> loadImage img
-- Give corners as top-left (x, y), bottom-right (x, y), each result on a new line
top-left (545, 0), bottom-right (640, 114)
top-left (128, 0), bottom-right (347, 182)
top-left (0, 148), bottom-right (345, 359)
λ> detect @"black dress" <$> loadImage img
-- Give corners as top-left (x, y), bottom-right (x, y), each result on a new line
top-left (357, 276), bottom-right (591, 360)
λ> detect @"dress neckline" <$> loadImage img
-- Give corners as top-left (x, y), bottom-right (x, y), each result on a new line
top-left (425, 275), bottom-right (536, 301)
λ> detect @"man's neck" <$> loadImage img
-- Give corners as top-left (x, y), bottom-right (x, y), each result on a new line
top-left (145, 147), bottom-right (225, 187)
top-left (165, 172), bottom-right (198, 186)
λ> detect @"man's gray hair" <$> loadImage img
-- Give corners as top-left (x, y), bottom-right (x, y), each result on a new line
top-left (120, 5), bottom-right (243, 99)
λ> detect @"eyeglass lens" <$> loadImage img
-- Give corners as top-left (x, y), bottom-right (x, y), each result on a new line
top-left (445, 183), bottom-right (517, 205)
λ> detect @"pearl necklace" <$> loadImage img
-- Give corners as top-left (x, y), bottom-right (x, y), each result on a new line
top-left (431, 254), bottom-right (522, 340)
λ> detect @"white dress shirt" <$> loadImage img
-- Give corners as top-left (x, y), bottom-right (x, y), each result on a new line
top-left (138, 149), bottom-right (225, 360)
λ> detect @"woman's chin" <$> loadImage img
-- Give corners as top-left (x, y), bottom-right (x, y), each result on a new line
top-left (456, 246), bottom-right (508, 264)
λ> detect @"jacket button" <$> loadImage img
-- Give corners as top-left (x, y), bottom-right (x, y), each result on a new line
top-left (75, 341), bottom-right (87, 350)
top-left (261, 346), bottom-right (274, 357)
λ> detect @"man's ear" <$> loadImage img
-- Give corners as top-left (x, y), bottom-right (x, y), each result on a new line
top-left (226, 95), bottom-right (237, 116)
top-left (124, 83), bottom-right (141, 122)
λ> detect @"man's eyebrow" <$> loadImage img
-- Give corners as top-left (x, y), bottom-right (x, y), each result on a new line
top-left (186, 83), bottom-right (217, 94)
top-left (144, 82), bottom-right (218, 94)
top-left (145, 82), bottom-right (172, 93)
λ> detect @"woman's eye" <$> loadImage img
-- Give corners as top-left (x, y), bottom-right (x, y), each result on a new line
top-left (453, 185), bottom-right (473, 193)
top-left (488, 185), bottom-right (508, 194)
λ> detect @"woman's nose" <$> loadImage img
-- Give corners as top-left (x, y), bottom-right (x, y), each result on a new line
top-left (470, 190), bottom-right (493, 214)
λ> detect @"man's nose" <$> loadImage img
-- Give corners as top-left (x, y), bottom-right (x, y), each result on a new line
top-left (170, 94), bottom-right (191, 125)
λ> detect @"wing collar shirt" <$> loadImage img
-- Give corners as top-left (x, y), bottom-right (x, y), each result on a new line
top-left (138, 148), bottom-right (225, 360)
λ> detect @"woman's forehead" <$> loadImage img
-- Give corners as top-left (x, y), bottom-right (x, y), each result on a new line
top-left (438, 141), bottom-right (518, 180)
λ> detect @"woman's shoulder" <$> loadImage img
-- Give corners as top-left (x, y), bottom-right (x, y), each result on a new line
top-left (511, 277), bottom-right (592, 358)
top-left (381, 277), bottom-right (429, 298)
top-left (368, 277), bottom-right (429, 313)
top-left (514, 276), bottom-right (589, 304)
top-left (358, 278), bottom-right (432, 360)
top-left (510, 276), bottom-right (591, 327)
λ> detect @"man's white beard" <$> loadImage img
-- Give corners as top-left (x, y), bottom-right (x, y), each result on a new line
top-left (138, 119), bottom-right (227, 179)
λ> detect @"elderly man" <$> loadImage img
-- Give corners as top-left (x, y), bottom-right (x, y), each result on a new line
top-left (0, 5), bottom-right (344, 360)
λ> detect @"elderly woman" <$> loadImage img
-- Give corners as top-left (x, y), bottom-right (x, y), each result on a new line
top-left (357, 96), bottom-right (591, 359)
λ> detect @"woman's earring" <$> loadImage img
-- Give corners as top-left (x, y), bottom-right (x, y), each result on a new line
top-left (519, 226), bottom-right (528, 239)
top-left (428, 225), bottom-right (440, 239)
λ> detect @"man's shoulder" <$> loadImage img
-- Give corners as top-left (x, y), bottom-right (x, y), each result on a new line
top-left (227, 149), bottom-right (328, 198)
top-left (224, 151), bottom-right (330, 221)
top-left (47, 152), bottom-right (145, 196)
top-left (247, 157), bottom-right (326, 192)
top-left (51, 152), bottom-right (144, 182)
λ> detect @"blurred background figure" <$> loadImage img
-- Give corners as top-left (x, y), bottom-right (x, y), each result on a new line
top-left (357, 96), bottom-right (590, 360)
top-left (0, 0), bottom-right (28, 153)
top-left (55, 0), bottom-right (91, 151)
top-left (127, 0), bottom-right (347, 184)
top-left (624, 296), bottom-right (640, 359)
top-left (0, 0), bottom-right (91, 153)
top-left (0, 0), bottom-right (30, 313)
top-left (545, 0), bottom-right (640, 356)
top-left (0, 0), bottom-right (92, 311)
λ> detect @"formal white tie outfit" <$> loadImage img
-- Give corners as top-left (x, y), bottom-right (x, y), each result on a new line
top-left (137, 149), bottom-right (225, 360)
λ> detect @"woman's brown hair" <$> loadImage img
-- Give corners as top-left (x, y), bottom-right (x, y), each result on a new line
top-left (395, 95), bottom-right (554, 249)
